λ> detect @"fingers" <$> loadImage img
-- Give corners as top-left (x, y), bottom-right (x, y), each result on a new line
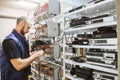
top-left (32, 50), bottom-right (45, 58)
top-left (36, 50), bottom-right (45, 57)
top-left (30, 51), bottom-right (36, 56)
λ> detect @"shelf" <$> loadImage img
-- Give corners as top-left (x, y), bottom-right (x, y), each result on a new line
top-left (65, 0), bottom-right (115, 18)
top-left (65, 44), bottom-right (117, 49)
top-left (65, 21), bottom-right (117, 33)
top-left (65, 59), bottom-right (118, 74)
top-left (37, 14), bottom-right (63, 24)
top-left (40, 59), bottom-right (62, 67)
top-left (61, 44), bottom-right (117, 49)
top-left (65, 74), bottom-right (85, 80)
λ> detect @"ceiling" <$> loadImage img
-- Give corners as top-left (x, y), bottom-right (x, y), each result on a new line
top-left (0, 0), bottom-right (49, 11)
top-left (0, 0), bottom-right (91, 11)
top-left (0, 0), bottom-right (91, 19)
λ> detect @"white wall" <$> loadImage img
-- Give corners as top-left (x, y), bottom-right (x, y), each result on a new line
top-left (0, 7), bottom-right (28, 43)
top-left (0, 18), bottom-right (16, 42)
top-left (0, 7), bottom-right (28, 18)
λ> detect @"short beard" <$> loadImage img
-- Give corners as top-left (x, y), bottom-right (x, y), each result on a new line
top-left (21, 26), bottom-right (25, 35)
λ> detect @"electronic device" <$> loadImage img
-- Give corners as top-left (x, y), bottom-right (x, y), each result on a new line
top-left (92, 33), bottom-right (117, 39)
top-left (65, 47), bottom-right (78, 59)
top-left (92, 26), bottom-right (117, 38)
top-left (88, 48), bottom-right (116, 52)
top-left (31, 40), bottom-right (51, 51)
top-left (31, 41), bottom-right (60, 60)
top-left (49, 0), bottom-right (60, 15)
top-left (70, 16), bottom-right (90, 27)
top-left (39, 61), bottom-right (62, 80)
top-left (47, 21), bottom-right (59, 37)
top-left (70, 65), bottom-right (94, 80)
top-left (69, 15), bottom-right (116, 27)
top-left (86, 56), bottom-right (117, 68)
top-left (86, 51), bottom-right (117, 61)
top-left (34, 0), bottom-right (60, 22)
top-left (30, 24), bottom-right (48, 40)
top-left (91, 16), bottom-right (113, 23)
top-left (87, 0), bottom-right (105, 6)
top-left (93, 26), bottom-right (116, 34)
top-left (70, 56), bottom-right (86, 63)
top-left (72, 38), bottom-right (89, 45)
top-left (93, 71), bottom-right (118, 80)
top-left (89, 38), bottom-right (117, 46)
top-left (43, 44), bottom-right (61, 60)
top-left (78, 34), bottom-right (93, 39)
top-left (88, 15), bottom-right (116, 24)
top-left (34, 3), bottom-right (48, 17)
top-left (90, 14), bottom-right (109, 20)
top-left (68, 0), bottom-right (105, 13)
top-left (69, 5), bottom-right (86, 13)
top-left (86, 49), bottom-right (117, 68)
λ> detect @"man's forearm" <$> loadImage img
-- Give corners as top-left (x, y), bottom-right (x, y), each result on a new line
top-left (10, 53), bottom-right (38, 71)
top-left (17, 55), bottom-right (38, 70)
top-left (10, 50), bottom-right (44, 71)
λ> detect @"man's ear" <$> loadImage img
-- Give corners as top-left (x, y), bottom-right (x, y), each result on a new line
top-left (19, 21), bottom-right (25, 27)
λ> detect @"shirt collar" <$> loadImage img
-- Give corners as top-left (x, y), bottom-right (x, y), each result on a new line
top-left (12, 29), bottom-right (26, 40)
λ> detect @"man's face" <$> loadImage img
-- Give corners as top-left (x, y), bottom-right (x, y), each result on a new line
top-left (21, 22), bottom-right (31, 35)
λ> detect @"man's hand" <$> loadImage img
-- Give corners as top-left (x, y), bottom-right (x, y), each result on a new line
top-left (32, 50), bottom-right (45, 58)
top-left (30, 51), bottom-right (36, 56)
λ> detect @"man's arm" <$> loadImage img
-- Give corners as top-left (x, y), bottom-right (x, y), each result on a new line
top-left (3, 39), bottom-right (44, 71)
top-left (10, 50), bottom-right (44, 71)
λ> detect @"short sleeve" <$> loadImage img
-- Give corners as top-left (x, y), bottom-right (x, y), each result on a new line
top-left (2, 39), bottom-right (21, 59)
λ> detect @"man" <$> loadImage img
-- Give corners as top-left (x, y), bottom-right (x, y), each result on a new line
top-left (0, 17), bottom-right (45, 80)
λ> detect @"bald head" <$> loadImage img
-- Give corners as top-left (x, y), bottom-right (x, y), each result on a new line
top-left (16, 16), bottom-right (27, 25)
top-left (15, 16), bottom-right (31, 35)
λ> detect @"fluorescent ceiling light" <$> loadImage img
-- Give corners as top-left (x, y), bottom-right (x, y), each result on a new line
top-left (30, 0), bottom-right (49, 3)
top-left (27, 0), bottom-right (41, 3)
top-left (61, 0), bottom-right (91, 7)
top-left (20, 0), bottom-right (49, 4)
